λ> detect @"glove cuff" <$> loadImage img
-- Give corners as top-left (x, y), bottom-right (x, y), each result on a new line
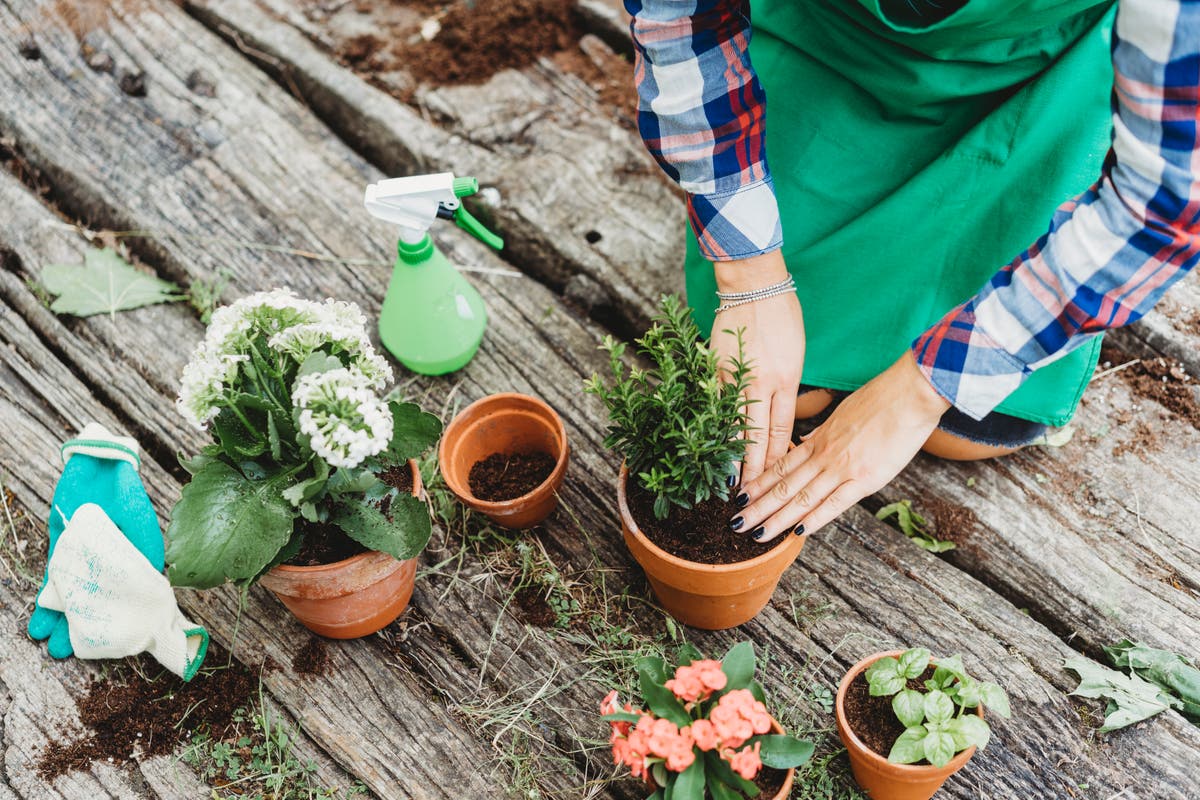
top-left (61, 423), bottom-right (140, 470)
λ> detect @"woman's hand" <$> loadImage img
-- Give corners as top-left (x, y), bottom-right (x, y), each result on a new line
top-left (711, 251), bottom-right (805, 486)
top-left (731, 351), bottom-right (951, 540)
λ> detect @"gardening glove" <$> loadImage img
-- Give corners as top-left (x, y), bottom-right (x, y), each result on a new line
top-left (28, 423), bottom-right (164, 659)
top-left (38, 503), bottom-right (209, 681)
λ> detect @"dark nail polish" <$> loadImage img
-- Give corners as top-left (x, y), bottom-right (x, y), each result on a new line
top-left (726, 474), bottom-right (737, 488)
top-left (749, 525), bottom-right (765, 541)
top-left (729, 516), bottom-right (745, 531)
top-left (735, 493), bottom-right (749, 509)
top-left (793, 524), bottom-right (806, 536)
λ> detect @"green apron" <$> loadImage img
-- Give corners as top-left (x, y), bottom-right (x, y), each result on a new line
top-left (684, 0), bottom-right (1116, 425)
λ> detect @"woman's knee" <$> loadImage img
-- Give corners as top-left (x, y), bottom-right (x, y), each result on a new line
top-left (920, 428), bottom-right (1021, 461)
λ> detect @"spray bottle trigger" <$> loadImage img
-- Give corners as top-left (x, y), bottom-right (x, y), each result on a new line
top-left (454, 204), bottom-right (504, 251)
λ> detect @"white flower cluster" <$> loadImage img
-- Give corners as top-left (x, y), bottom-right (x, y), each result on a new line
top-left (176, 288), bottom-right (393, 430)
top-left (293, 368), bottom-right (393, 468)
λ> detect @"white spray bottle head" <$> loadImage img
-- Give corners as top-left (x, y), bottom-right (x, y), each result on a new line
top-left (364, 172), bottom-right (503, 248)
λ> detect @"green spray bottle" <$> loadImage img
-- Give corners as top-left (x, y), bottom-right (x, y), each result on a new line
top-left (364, 172), bottom-right (503, 375)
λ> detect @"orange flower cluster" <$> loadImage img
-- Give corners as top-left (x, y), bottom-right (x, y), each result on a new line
top-left (664, 659), bottom-right (728, 703)
top-left (601, 682), bottom-right (772, 785)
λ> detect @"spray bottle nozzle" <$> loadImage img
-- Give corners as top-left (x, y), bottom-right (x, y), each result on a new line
top-left (364, 172), bottom-right (504, 251)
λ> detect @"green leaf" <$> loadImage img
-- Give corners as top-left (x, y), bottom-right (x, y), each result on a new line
top-left (704, 753), bottom-right (759, 797)
top-left (979, 682), bottom-right (1011, 718)
top-left (297, 353), bottom-right (344, 378)
top-left (708, 777), bottom-right (741, 800)
top-left (866, 658), bottom-right (905, 697)
top-left (947, 714), bottom-right (991, 751)
top-left (923, 690), bottom-right (955, 724)
top-left (601, 711), bottom-right (642, 724)
top-left (1065, 657), bottom-right (1173, 732)
top-left (250, 529), bottom-right (305, 583)
top-left (932, 654), bottom-right (968, 685)
top-left (166, 461), bottom-right (296, 588)
top-left (757, 734), bottom-right (814, 769)
top-left (721, 641), bottom-right (756, 691)
top-left (923, 730), bottom-right (956, 767)
top-left (676, 642), bottom-right (703, 667)
top-left (892, 689), bottom-right (925, 728)
top-left (954, 677), bottom-right (981, 708)
top-left (330, 493), bottom-right (431, 561)
top-left (384, 402), bottom-right (442, 462)
top-left (178, 450), bottom-right (216, 475)
top-left (641, 681), bottom-right (691, 727)
top-left (669, 757), bottom-right (704, 800)
top-left (41, 247), bottom-right (183, 317)
top-left (652, 763), bottom-right (668, 792)
top-left (898, 648), bottom-right (931, 679)
top-left (887, 728), bottom-right (927, 764)
top-left (639, 656), bottom-right (668, 685)
top-left (282, 474), bottom-right (328, 508)
top-left (1104, 640), bottom-right (1200, 722)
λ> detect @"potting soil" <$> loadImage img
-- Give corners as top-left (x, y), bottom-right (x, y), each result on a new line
top-left (468, 451), bottom-right (557, 501)
top-left (37, 645), bottom-right (257, 779)
top-left (285, 465), bottom-right (415, 566)
top-left (842, 667), bottom-right (937, 762)
top-left (627, 483), bottom-right (786, 565)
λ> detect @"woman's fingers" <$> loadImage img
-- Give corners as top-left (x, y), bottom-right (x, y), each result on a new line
top-left (739, 390), bottom-right (772, 483)
top-left (765, 389), bottom-right (796, 472)
top-left (740, 467), bottom-right (844, 543)
top-left (733, 443), bottom-right (817, 530)
top-left (792, 480), bottom-right (862, 538)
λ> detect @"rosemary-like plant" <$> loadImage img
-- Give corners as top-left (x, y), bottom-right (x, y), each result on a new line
top-left (584, 295), bottom-right (752, 520)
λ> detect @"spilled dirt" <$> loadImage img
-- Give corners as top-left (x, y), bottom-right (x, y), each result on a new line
top-left (38, 645), bottom-right (257, 780)
top-left (305, 0), bottom-right (636, 122)
top-left (1099, 346), bottom-right (1200, 431)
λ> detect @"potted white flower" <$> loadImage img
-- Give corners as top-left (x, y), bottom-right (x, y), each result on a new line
top-left (166, 289), bottom-right (441, 638)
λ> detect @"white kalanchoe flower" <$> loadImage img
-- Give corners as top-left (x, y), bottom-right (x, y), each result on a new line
top-left (293, 368), bottom-right (394, 469)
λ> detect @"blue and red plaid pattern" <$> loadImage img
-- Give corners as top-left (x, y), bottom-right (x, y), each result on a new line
top-left (629, 0), bottom-right (1200, 419)
top-left (913, 0), bottom-right (1200, 418)
top-left (626, 0), bottom-right (781, 260)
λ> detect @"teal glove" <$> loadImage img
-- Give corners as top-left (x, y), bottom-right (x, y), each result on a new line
top-left (28, 423), bottom-right (163, 659)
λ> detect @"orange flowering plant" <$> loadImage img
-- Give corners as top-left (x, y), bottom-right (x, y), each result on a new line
top-left (601, 642), bottom-right (813, 799)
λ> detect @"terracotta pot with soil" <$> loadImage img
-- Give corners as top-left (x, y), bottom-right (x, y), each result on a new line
top-left (836, 651), bottom-right (984, 800)
top-left (617, 464), bottom-right (806, 630)
top-left (438, 393), bottom-right (569, 529)
top-left (258, 460), bottom-right (424, 639)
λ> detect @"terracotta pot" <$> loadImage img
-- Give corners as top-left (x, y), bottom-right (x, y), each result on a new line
top-left (617, 465), bottom-right (806, 630)
top-left (258, 459), bottom-right (424, 639)
top-left (835, 651), bottom-right (982, 800)
top-left (438, 393), bottom-right (569, 530)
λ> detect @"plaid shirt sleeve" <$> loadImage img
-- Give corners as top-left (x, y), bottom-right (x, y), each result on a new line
top-left (625, 0), bottom-right (781, 261)
top-left (913, 0), bottom-right (1200, 420)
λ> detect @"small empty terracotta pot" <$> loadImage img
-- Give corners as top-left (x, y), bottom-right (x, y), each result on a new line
top-left (438, 393), bottom-right (569, 529)
top-left (258, 459), bottom-right (424, 639)
top-left (836, 650), bottom-right (981, 800)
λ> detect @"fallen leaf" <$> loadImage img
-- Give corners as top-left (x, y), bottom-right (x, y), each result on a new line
top-left (41, 247), bottom-right (183, 318)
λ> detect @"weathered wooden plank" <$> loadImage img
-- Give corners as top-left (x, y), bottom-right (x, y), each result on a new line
top-left (185, 0), bottom-right (683, 337)
top-left (181, 0), bottom-right (1200, 662)
top-left (0, 184), bottom-right (498, 797)
top-left (3, 1), bottom-right (1199, 798)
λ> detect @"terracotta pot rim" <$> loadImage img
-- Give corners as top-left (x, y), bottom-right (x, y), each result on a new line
top-left (438, 392), bottom-right (569, 509)
top-left (266, 459), bottom-right (423, 576)
top-left (835, 649), bottom-right (980, 775)
top-left (617, 463), bottom-right (805, 574)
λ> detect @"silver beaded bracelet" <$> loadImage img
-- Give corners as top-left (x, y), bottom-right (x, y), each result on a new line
top-left (715, 276), bottom-right (796, 313)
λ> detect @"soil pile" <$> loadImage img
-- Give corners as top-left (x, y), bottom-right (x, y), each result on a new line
top-left (1100, 346), bottom-right (1200, 431)
top-left (38, 646), bottom-right (257, 779)
top-left (627, 483), bottom-right (786, 565)
top-left (468, 451), bottom-right (557, 501)
top-left (925, 497), bottom-right (978, 547)
top-left (284, 465), bottom-right (415, 566)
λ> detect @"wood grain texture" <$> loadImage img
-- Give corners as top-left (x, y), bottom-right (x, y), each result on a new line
top-left (0, 0), bottom-right (1198, 797)
top-left (184, 0), bottom-right (1200, 679)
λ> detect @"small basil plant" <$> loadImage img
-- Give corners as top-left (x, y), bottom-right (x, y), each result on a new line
top-left (865, 648), bottom-right (1011, 767)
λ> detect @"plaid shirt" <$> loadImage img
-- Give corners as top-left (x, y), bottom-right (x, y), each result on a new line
top-left (627, 0), bottom-right (1200, 420)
